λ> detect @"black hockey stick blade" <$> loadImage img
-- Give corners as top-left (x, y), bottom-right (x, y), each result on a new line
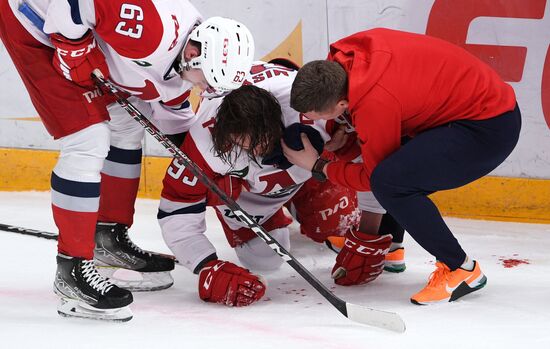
top-left (0, 223), bottom-right (58, 240)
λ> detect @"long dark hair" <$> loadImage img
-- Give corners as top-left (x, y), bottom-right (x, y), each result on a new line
top-left (212, 85), bottom-right (284, 164)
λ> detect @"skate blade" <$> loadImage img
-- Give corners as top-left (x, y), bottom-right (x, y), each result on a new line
top-left (96, 266), bottom-right (174, 292)
top-left (57, 298), bottom-right (133, 322)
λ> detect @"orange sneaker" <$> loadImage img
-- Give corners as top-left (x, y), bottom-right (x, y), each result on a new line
top-left (384, 247), bottom-right (406, 273)
top-left (325, 236), bottom-right (345, 253)
top-left (411, 261), bottom-right (487, 305)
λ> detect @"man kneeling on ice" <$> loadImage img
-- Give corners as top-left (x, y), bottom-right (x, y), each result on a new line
top-left (157, 61), bottom-right (362, 306)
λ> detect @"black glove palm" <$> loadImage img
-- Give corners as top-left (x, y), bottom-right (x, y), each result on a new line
top-left (262, 123), bottom-right (324, 169)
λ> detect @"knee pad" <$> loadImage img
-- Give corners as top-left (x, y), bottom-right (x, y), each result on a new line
top-left (107, 97), bottom-right (147, 149)
top-left (54, 122), bottom-right (110, 182)
top-left (235, 228), bottom-right (290, 271)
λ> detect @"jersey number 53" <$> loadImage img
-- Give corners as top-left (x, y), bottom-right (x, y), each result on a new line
top-left (167, 159), bottom-right (198, 186)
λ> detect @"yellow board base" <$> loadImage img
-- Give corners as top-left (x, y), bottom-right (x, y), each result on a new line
top-left (430, 176), bottom-right (550, 223)
top-left (0, 148), bottom-right (170, 199)
top-left (1, 148), bottom-right (549, 223)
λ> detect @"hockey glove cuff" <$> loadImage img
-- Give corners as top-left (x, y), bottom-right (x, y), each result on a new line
top-left (331, 229), bottom-right (392, 286)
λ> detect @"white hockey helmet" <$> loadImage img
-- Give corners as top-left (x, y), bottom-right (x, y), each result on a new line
top-left (184, 17), bottom-right (255, 94)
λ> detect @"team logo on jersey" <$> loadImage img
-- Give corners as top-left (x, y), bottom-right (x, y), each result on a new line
top-left (258, 170), bottom-right (299, 197)
top-left (117, 80), bottom-right (160, 100)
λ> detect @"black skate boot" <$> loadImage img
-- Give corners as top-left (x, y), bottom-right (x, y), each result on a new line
top-left (54, 254), bottom-right (133, 322)
top-left (94, 222), bottom-right (175, 291)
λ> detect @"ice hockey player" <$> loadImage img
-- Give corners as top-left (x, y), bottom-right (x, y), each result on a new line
top-left (0, 0), bottom-right (254, 320)
top-left (284, 28), bottom-right (521, 304)
top-left (158, 61), bottom-right (360, 307)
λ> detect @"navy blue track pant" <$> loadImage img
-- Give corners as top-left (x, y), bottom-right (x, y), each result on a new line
top-left (370, 105), bottom-right (522, 270)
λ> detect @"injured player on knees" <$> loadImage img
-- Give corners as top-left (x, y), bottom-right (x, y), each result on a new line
top-left (158, 61), bottom-right (361, 307)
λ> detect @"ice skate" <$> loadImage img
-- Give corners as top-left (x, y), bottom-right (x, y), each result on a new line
top-left (54, 254), bottom-right (133, 322)
top-left (94, 222), bottom-right (175, 291)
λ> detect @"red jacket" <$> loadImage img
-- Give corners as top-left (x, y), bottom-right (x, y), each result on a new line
top-left (325, 28), bottom-right (517, 191)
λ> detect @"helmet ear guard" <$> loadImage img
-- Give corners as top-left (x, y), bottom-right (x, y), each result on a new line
top-left (182, 17), bottom-right (255, 95)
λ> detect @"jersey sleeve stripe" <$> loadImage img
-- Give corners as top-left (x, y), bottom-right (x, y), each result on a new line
top-left (67, 0), bottom-right (83, 25)
top-left (157, 203), bottom-right (206, 219)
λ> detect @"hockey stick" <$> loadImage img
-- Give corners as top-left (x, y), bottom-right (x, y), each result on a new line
top-left (15, 4), bottom-right (404, 331)
top-left (0, 222), bottom-right (180, 262)
top-left (0, 223), bottom-right (58, 240)
top-left (14, 5), bottom-right (404, 330)
top-left (92, 76), bottom-right (406, 332)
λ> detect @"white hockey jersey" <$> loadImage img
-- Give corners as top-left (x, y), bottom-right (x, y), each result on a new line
top-left (159, 61), bottom-right (338, 272)
top-left (8, 0), bottom-right (202, 133)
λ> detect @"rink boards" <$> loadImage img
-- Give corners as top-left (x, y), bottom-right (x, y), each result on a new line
top-left (0, 0), bottom-right (549, 222)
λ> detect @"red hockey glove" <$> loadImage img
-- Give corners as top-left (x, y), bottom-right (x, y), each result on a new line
top-left (331, 230), bottom-right (392, 286)
top-left (198, 260), bottom-right (266, 307)
top-left (50, 30), bottom-right (109, 88)
top-left (206, 175), bottom-right (246, 206)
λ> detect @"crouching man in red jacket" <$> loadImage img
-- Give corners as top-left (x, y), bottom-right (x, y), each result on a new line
top-left (283, 28), bottom-right (521, 305)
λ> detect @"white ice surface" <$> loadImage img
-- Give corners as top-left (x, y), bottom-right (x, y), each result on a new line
top-left (1, 191), bottom-right (549, 348)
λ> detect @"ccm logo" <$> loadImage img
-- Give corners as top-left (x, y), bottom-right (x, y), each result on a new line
top-left (57, 39), bottom-right (97, 58)
top-left (221, 38), bottom-right (229, 64)
top-left (319, 197), bottom-right (349, 220)
top-left (344, 239), bottom-right (389, 256)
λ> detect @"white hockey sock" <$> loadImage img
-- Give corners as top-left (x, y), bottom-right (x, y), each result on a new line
top-left (389, 242), bottom-right (403, 252)
top-left (460, 256), bottom-right (475, 271)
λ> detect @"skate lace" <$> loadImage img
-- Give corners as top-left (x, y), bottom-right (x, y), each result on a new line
top-left (122, 229), bottom-right (152, 257)
top-left (426, 262), bottom-right (451, 288)
top-left (80, 260), bottom-right (115, 295)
